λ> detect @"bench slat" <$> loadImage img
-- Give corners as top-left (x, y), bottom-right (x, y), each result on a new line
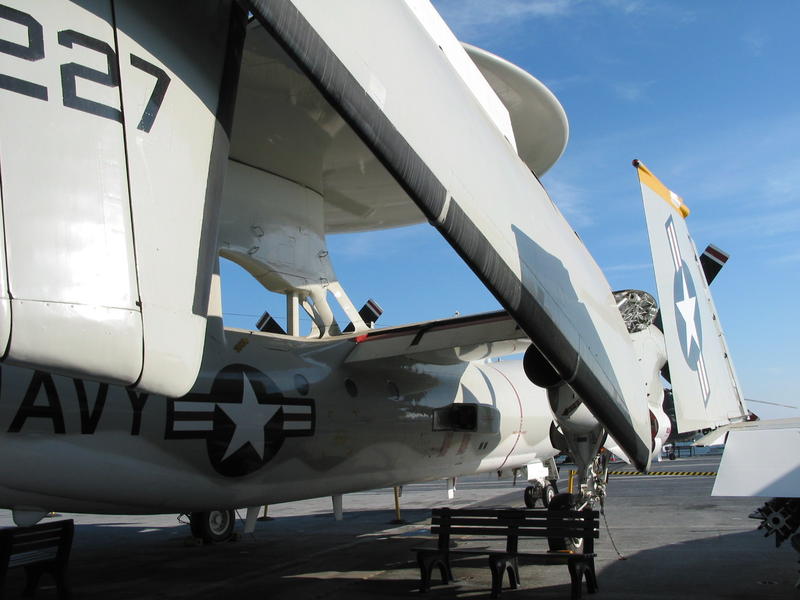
top-left (431, 525), bottom-right (595, 537)
top-left (431, 509), bottom-right (598, 518)
top-left (432, 516), bottom-right (599, 528)
top-left (0, 520), bottom-right (73, 564)
top-left (11, 537), bottom-right (64, 553)
top-left (432, 526), bottom-right (599, 539)
top-left (12, 528), bottom-right (65, 540)
top-left (8, 549), bottom-right (58, 568)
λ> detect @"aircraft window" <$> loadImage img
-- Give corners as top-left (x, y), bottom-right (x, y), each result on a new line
top-left (344, 378), bottom-right (358, 398)
top-left (294, 374), bottom-right (310, 396)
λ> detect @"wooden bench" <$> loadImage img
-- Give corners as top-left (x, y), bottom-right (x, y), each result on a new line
top-left (0, 519), bottom-right (74, 599)
top-left (414, 507), bottom-right (599, 599)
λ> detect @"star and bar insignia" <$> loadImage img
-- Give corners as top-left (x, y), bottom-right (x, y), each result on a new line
top-left (665, 216), bottom-right (710, 404)
top-left (165, 364), bottom-right (314, 477)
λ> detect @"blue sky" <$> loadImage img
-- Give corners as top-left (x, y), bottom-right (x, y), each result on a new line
top-left (223, 1), bottom-right (799, 414)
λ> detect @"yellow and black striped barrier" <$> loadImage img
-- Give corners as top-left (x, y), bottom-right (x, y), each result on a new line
top-left (608, 470), bottom-right (717, 477)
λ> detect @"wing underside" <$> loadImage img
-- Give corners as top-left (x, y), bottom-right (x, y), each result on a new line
top-left (248, 0), bottom-right (651, 469)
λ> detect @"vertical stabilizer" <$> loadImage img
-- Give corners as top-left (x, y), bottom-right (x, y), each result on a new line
top-left (634, 160), bottom-right (747, 432)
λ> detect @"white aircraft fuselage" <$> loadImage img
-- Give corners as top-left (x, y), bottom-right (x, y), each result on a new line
top-left (0, 325), bottom-right (556, 514)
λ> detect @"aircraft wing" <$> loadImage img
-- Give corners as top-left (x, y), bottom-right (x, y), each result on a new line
top-left (709, 418), bottom-right (800, 497)
top-left (249, 0), bottom-right (651, 469)
top-left (345, 311), bottom-right (529, 365)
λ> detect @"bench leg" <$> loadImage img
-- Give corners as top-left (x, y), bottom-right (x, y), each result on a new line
top-left (567, 560), bottom-right (584, 600)
top-left (488, 556), bottom-right (505, 599)
top-left (585, 558), bottom-right (598, 594)
top-left (507, 557), bottom-right (520, 589)
top-left (417, 552), bottom-right (452, 593)
top-left (568, 558), bottom-right (597, 600)
top-left (22, 566), bottom-right (43, 597)
top-left (488, 555), bottom-right (519, 599)
top-left (54, 566), bottom-right (72, 600)
top-left (435, 560), bottom-right (454, 586)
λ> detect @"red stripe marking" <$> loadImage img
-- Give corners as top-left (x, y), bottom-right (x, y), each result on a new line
top-left (489, 366), bottom-right (524, 472)
top-left (457, 433), bottom-right (472, 455)
top-left (705, 245), bottom-right (729, 263)
top-left (351, 312), bottom-right (513, 344)
top-left (438, 432), bottom-right (454, 457)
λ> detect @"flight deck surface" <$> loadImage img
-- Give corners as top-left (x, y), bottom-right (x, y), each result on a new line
top-left (0, 455), bottom-right (795, 599)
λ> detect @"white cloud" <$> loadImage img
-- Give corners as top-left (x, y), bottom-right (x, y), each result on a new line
top-left (602, 0), bottom-right (645, 14)
top-left (692, 205), bottom-right (800, 241)
top-left (768, 251), bottom-right (800, 266)
top-left (542, 176), bottom-right (595, 228)
top-left (543, 73), bottom-right (593, 92)
top-left (604, 262), bottom-right (652, 273)
top-left (765, 159), bottom-right (800, 205)
top-left (328, 224), bottom-right (432, 260)
top-left (434, 0), bottom-right (573, 30)
top-left (611, 80), bottom-right (654, 102)
top-left (742, 30), bottom-right (768, 56)
top-left (432, 0), bottom-right (646, 39)
top-left (648, 112), bottom-right (800, 212)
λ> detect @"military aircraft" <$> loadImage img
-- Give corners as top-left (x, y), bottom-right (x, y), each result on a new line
top-left (0, 0), bottom-right (749, 543)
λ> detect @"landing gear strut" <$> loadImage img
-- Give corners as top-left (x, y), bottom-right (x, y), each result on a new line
top-left (189, 509), bottom-right (236, 543)
top-left (523, 458), bottom-right (560, 508)
top-left (523, 481), bottom-right (557, 508)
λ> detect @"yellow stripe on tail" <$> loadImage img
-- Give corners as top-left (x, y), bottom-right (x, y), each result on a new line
top-left (633, 159), bottom-right (690, 218)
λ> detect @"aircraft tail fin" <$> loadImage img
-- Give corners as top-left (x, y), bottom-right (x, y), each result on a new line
top-left (633, 160), bottom-right (748, 433)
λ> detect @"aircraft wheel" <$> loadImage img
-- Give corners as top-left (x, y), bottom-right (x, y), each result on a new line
top-left (547, 493), bottom-right (584, 553)
top-left (541, 482), bottom-right (557, 508)
top-left (523, 485), bottom-right (539, 508)
top-left (189, 509), bottom-right (235, 543)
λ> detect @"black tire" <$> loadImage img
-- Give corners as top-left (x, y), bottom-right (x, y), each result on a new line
top-left (547, 493), bottom-right (584, 553)
top-left (189, 509), bottom-right (235, 543)
top-left (541, 483), bottom-right (557, 508)
top-left (524, 485), bottom-right (538, 508)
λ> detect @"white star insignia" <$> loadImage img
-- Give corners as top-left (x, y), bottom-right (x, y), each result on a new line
top-left (675, 270), bottom-right (699, 356)
top-left (219, 374), bottom-right (280, 461)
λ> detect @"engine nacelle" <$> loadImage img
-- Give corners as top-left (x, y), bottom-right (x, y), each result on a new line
top-left (650, 405), bottom-right (673, 461)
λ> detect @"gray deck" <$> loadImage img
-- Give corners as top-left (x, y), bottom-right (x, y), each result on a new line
top-left (1, 455), bottom-right (796, 599)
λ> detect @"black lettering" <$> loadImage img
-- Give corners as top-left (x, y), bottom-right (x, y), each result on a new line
top-left (0, 5), bottom-right (47, 100)
top-left (8, 371), bottom-right (65, 433)
top-left (127, 390), bottom-right (148, 436)
top-left (58, 29), bottom-right (121, 122)
top-left (129, 54), bottom-right (170, 132)
top-left (74, 380), bottom-right (108, 434)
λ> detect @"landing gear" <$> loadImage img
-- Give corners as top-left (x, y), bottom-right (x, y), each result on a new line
top-left (189, 509), bottom-right (236, 543)
top-left (523, 480), bottom-right (557, 508)
top-left (542, 482), bottom-right (557, 507)
top-left (524, 484), bottom-right (538, 508)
